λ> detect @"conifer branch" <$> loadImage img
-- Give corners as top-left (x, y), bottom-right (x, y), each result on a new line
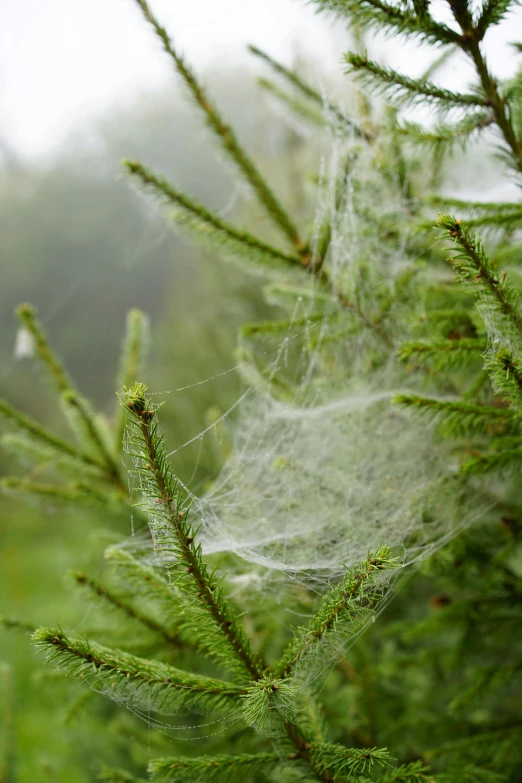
top-left (242, 676), bottom-right (298, 735)
top-left (380, 761), bottom-right (434, 782)
top-left (124, 164), bottom-right (390, 328)
top-left (0, 434), bottom-right (105, 485)
top-left (241, 314), bottom-right (327, 338)
top-left (16, 303), bottom-right (72, 394)
top-left (462, 446), bottom-right (522, 473)
top-left (276, 548), bottom-right (397, 679)
top-left (398, 338), bottom-right (485, 369)
top-left (493, 242), bottom-right (522, 266)
top-left (149, 751), bottom-right (281, 782)
top-left (263, 283), bottom-right (337, 308)
top-left (105, 547), bottom-right (184, 618)
top-left (124, 161), bottom-right (302, 272)
top-left (398, 112), bottom-right (493, 147)
top-left (314, 0), bottom-right (463, 46)
top-left (15, 304), bottom-right (125, 488)
top-left (1, 617), bottom-right (36, 635)
top-left (0, 478), bottom-right (125, 508)
top-left (0, 398), bottom-right (105, 473)
top-left (248, 44), bottom-right (369, 140)
top-left (484, 347), bottom-right (522, 413)
top-left (314, 153), bottom-right (353, 267)
top-left (149, 744), bottom-right (392, 783)
top-left (446, 2), bottom-right (522, 170)
top-left (422, 46), bottom-right (458, 81)
top-left (309, 742), bottom-right (392, 780)
top-left (422, 308), bottom-right (478, 330)
top-left (428, 198), bottom-right (522, 230)
top-left (114, 309), bottom-right (150, 453)
top-left (392, 394), bottom-right (518, 436)
top-left (465, 211), bottom-right (522, 231)
top-left (428, 725), bottom-right (522, 767)
top-left (346, 54), bottom-right (486, 109)
top-left (475, 0), bottom-right (516, 40)
top-left (70, 572), bottom-right (183, 650)
top-left (437, 216), bottom-right (522, 338)
top-left (258, 77), bottom-right (326, 127)
top-left (100, 771), bottom-right (145, 783)
top-left (429, 196), bottom-right (522, 215)
top-left (133, 0), bottom-right (310, 262)
top-left (119, 383), bottom-right (264, 681)
top-left (449, 661), bottom-right (522, 713)
top-left (61, 391), bottom-right (124, 488)
top-left (33, 628), bottom-right (245, 715)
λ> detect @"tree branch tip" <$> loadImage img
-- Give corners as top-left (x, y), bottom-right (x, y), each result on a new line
top-left (15, 302), bottom-right (37, 320)
top-left (117, 382), bottom-right (150, 415)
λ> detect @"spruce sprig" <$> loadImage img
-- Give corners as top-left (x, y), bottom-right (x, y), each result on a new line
top-left (314, 0), bottom-right (462, 46)
top-left (248, 44), bottom-right (368, 139)
top-left (70, 571), bottom-right (183, 650)
top-left (15, 305), bottom-right (123, 483)
top-left (132, 0), bottom-right (310, 263)
top-left (61, 390), bottom-right (122, 485)
top-left (276, 548), bottom-right (397, 679)
top-left (118, 383), bottom-right (264, 681)
top-left (428, 725), bottom-right (522, 769)
top-left (33, 628), bottom-right (245, 715)
top-left (346, 54), bottom-right (486, 109)
top-left (309, 742), bottom-right (393, 779)
top-left (314, 152), bottom-right (353, 267)
top-left (445, 0), bottom-right (522, 170)
top-left (393, 394), bottom-right (519, 436)
top-left (475, 0), bottom-right (516, 40)
top-left (0, 478), bottom-right (125, 508)
top-left (380, 761), bottom-right (434, 782)
top-left (398, 338), bottom-right (485, 369)
top-left (16, 303), bottom-right (72, 395)
top-left (258, 77), bottom-right (326, 127)
top-left (114, 309), bottom-right (150, 453)
top-left (148, 751), bottom-right (282, 783)
top-left (100, 771), bottom-right (145, 783)
top-left (398, 112), bottom-right (493, 148)
top-left (0, 398), bottom-right (105, 473)
top-left (124, 161), bottom-right (301, 272)
top-left (464, 446), bottom-right (522, 474)
top-left (462, 210), bottom-right (522, 232)
top-left (484, 347), bottom-right (522, 414)
top-left (429, 196), bottom-right (522, 214)
top-left (105, 547), bottom-right (185, 618)
top-left (437, 215), bottom-right (522, 339)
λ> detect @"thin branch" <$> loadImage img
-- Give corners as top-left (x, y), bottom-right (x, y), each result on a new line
top-left (124, 161), bottom-right (302, 271)
top-left (71, 572), bottom-right (183, 650)
top-left (0, 398), bottom-right (105, 472)
top-left (133, 0), bottom-right (310, 261)
top-left (248, 44), bottom-right (369, 140)
top-left (120, 384), bottom-right (264, 681)
top-left (346, 53), bottom-right (487, 109)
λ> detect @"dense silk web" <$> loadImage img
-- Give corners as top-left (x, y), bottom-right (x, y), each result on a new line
top-left (142, 132), bottom-right (471, 593)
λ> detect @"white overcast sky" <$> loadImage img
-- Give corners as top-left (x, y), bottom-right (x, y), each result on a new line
top-left (1, 0), bottom-right (522, 159)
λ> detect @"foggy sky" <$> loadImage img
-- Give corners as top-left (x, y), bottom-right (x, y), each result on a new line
top-left (1, 0), bottom-right (522, 159)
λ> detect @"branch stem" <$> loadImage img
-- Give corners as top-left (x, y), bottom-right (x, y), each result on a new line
top-left (446, 0), bottom-right (522, 170)
top-left (129, 397), bottom-right (264, 681)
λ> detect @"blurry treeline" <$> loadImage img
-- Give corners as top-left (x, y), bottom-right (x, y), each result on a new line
top-left (0, 67), bottom-right (320, 782)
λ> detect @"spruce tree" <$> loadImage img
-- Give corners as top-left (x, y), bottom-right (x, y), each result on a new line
top-left (2, 0), bottom-right (522, 781)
